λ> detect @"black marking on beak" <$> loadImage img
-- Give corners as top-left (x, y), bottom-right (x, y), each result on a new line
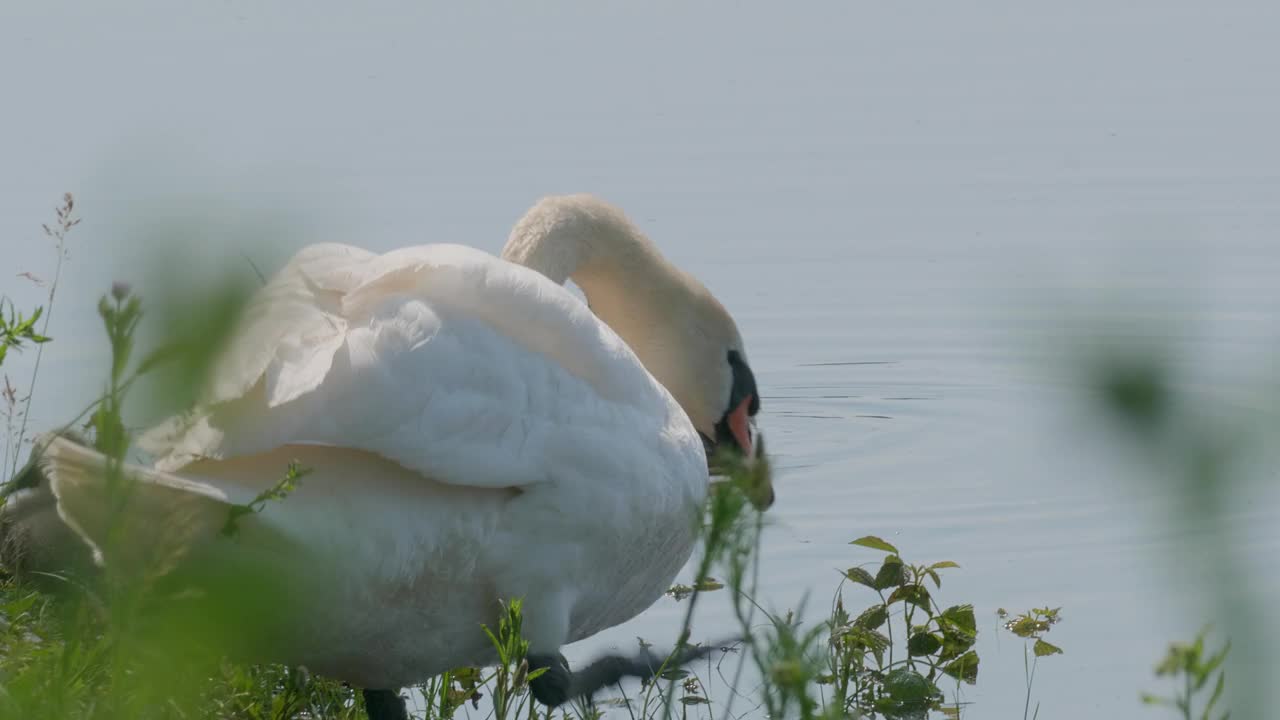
top-left (711, 350), bottom-right (759, 455)
top-left (726, 350), bottom-right (759, 416)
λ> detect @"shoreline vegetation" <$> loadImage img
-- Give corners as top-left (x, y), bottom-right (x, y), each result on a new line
top-left (0, 195), bottom-right (1243, 719)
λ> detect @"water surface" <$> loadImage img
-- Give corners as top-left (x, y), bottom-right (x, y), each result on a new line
top-left (3, 2), bottom-right (1278, 717)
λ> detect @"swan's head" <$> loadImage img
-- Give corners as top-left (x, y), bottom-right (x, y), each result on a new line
top-left (655, 292), bottom-right (772, 511)
top-left (505, 194), bottom-right (774, 510)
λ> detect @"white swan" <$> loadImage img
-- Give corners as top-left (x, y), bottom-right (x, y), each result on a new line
top-left (0, 194), bottom-right (767, 717)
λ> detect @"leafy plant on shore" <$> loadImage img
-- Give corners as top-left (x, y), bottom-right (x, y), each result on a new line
top-left (998, 606), bottom-right (1063, 720)
top-left (822, 538), bottom-right (978, 719)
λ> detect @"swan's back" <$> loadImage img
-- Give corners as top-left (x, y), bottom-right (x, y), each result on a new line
top-left (142, 242), bottom-right (705, 499)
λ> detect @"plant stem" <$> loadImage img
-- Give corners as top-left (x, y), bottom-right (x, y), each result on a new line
top-left (12, 195), bottom-right (73, 476)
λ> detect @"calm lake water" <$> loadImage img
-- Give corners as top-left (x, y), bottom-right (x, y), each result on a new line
top-left (3, 2), bottom-right (1279, 717)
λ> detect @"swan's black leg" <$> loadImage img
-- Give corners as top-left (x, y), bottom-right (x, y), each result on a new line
top-left (528, 637), bottom-right (738, 707)
top-left (363, 688), bottom-right (408, 720)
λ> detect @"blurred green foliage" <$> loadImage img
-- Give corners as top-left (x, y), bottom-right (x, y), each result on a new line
top-left (1142, 627), bottom-right (1230, 720)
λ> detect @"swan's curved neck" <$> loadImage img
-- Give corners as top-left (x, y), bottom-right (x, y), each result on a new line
top-left (501, 196), bottom-right (672, 307)
top-left (501, 195), bottom-right (735, 438)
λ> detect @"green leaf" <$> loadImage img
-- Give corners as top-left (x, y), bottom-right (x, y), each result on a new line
top-left (886, 584), bottom-right (932, 611)
top-left (873, 555), bottom-right (906, 590)
top-left (1205, 670), bottom-right (1226, 719)
top-left (133, 343), bottom-right (185, 377)
top-left (937, 605), bottom-right (978, 661)
top-left (940, 605), bottom-right (977, 638)
top-left (1155, 642), bottom-right (1192, 676)
top-left (1197, 640), bottom-right (1231, 690)
top-left (854, 605), bottom-right (888, 631)
top-left (1005, 612), bottom-right (1051, 639)
top-left (1032, 606), bottom-right (1062, 623)
top-left (5, 592), bottom-right (40, 619)
top-left (1033, 639), bottom-right (1063, 657)
top-left (694, 576), bottom-right (724, 592)
top-left (938, 628), bottom-right (977, 662)
top-left (928, 561), bottom-right (960, 571)
top-left (908, 632), bottom-right (942, 657)
top-left (941, 651), bottom-right (980, 684)
top-left (845, 567), bottom-right (877, 588)
top-left (839, 626), bottom-right (890, 666)
top-left (884, 668), bottom-right (933, 704)
top-left (850, 535), bottom-right (899, 554)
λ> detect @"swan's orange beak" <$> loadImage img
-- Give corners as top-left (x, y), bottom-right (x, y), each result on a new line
top-left (708, 392), bottom-right (773, 511)
top-left (726, 395), bottom-right (753, 459)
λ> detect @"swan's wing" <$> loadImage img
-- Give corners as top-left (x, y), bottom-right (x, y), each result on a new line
top-left (139, 243), bottom-right (704, 490)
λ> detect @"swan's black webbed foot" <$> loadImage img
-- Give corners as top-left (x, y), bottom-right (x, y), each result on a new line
top-left (363, 688), bottom-right (408, 720)
top-left (528, 652), bottom-right (573, 707)
top-left (528, 637), bottom-right (739, 707)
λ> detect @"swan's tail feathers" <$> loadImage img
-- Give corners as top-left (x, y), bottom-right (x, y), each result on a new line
top-left (4, 434), bottom-right (324, 656)
top-left (33, 433), bottom-right (241, 579)
top-left (1, 433), bottom-right (99, 583)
